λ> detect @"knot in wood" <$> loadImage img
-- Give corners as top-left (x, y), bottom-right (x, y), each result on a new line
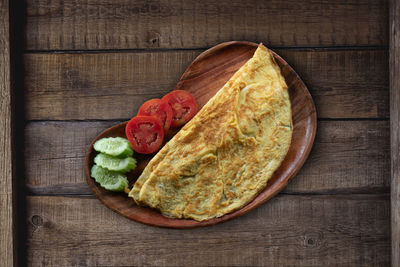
top-left (302, 230), bottom-right (323, 248)
top-left (147, 31), bottom-right (161, 47)
top-left (31, 215), bottom-right (43, 226)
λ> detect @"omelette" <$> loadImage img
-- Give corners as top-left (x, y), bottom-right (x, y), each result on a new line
top-left (129, 44), bottom-right (292, 221)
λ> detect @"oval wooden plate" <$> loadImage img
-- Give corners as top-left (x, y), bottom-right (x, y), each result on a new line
top-left (85, 41), bottom-right (317, 228)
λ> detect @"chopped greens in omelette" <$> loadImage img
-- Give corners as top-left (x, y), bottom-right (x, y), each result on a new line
top-left (129, 44), bottom-right (292, 221)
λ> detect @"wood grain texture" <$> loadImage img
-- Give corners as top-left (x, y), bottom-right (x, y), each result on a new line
top-left (0, 0), bottom-right (16, 266)
top-left (25, 0), bottom-right (388, 50)
top-left (26, 194), bottom-right (390, 266)
top-left (24, 49), bottom-right (389, 120)
top-left (390, 0), bottom-right (400, 265)
top-left (24, 120), bottom-right (390, 195)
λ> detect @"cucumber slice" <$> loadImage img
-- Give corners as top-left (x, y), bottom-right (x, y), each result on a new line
top-left (93, 137), bottom-right (133, 158)
top-left (90, 165), bottom-right (129, 192)
top-left (103, 177), bottom-right (129, 192)
top-left (94, 153), bottom-right (136, 173)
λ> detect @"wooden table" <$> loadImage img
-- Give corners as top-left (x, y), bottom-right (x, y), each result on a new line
top-left (1, 0), bottom-right (399, 266)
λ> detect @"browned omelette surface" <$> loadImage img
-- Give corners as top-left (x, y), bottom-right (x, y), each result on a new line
top-left (129, 44), bottom-right (292, 221)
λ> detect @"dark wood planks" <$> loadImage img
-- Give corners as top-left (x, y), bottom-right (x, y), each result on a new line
top-left (26, 194), bottom-right (390, 266)
top-left (24, 120), bottom-right (390, 195)
top-left (390, 0), bottom-right (400, 265)
top-left (24, 49), bottom-right (389, 120)
top-left (24, 51), bottom-right (197, 120)
top-left (0, 0), bottom-right (16, 266)
top-left (20, 0), bottom-right (392, 264)
top-left (25, 0), bottom-right (388, 50)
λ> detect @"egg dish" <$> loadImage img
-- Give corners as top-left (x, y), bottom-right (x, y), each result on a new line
top-left (129, 44), bottom-right (292, 221)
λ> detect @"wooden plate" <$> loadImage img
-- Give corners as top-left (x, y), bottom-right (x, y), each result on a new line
top-left (85, 41), bottom-right (317, 228)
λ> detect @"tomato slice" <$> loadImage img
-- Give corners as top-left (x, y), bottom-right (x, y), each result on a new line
top-left (162, 90), bottom-right (197, 127)
top-left (137, 98), bottom-right (173, 134)
top-left (125, 116), bottom-right (164, 154)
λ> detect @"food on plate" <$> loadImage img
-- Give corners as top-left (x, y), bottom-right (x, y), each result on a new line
top-left (129, 44), bottom-right (292, 221)
top-left (93, 137), bottom-right (133, 158)
top-left (126, 91), bottom-right (198, 155)
top-left (125, 116), bottom-right (165, 154)
top-left (91, 165), bottom-right (129, 192)
top-left (94, 153), bottom-right (136, 173)
top-left (138, 98), bottom-right (173, 134)
top-left (91, 137), bottom-right (135, 192)
top-left (162, 90), bottom-right (198, 127)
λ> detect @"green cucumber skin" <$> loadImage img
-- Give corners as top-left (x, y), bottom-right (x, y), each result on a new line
top-left (94, 153), bottom-right (136, 173)
top-left (103, 177), bottom-right (129, 191)
top-left (93, 137), bottom-right (133, 158)
top-left (90, 165), bottom-right (128, 192)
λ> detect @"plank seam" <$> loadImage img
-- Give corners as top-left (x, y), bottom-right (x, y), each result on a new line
top-left (23, 45), bottom-right (388, 54)
top-left (23, 118), bottom-right (390, 123)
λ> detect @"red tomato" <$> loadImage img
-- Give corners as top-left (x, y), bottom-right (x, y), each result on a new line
top-left (125, 116), bottom-right (164, 154)
top-left (137, 98), bottom-right (173, 134)
top-left (162, 90), bottom-right (197, 127)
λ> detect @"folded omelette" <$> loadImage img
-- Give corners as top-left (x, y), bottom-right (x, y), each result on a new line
top-left (129, 44), bottom-right (292, 221)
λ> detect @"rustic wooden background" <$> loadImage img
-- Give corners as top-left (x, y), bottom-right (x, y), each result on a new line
top-left (390, 0), bottom-right (400, 265)
top-left (0, 0), bottom-right (15, 266)
top-left (9, 0), bottom-right (394, 266)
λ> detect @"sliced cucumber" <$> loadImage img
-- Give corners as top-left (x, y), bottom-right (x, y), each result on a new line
top-left (94, 153), bottom-right (136, 173)
top-left (103, 177), bottom-right (129, 192)
top-left (90, 165), bottom-right (129, 192)
top-left (93, 137), bottom-right (133, 158)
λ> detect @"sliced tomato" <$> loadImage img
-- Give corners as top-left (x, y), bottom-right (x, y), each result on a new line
top-left (137, 98), bottom-right (173, 134)
top-left (125, 116), bottom-right (164, 154)
top-left (162, 90), bottom-right (197, 127)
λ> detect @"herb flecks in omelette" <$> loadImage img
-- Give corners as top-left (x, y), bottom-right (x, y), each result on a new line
top-left (129, 44), bottom-right (292, 221)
